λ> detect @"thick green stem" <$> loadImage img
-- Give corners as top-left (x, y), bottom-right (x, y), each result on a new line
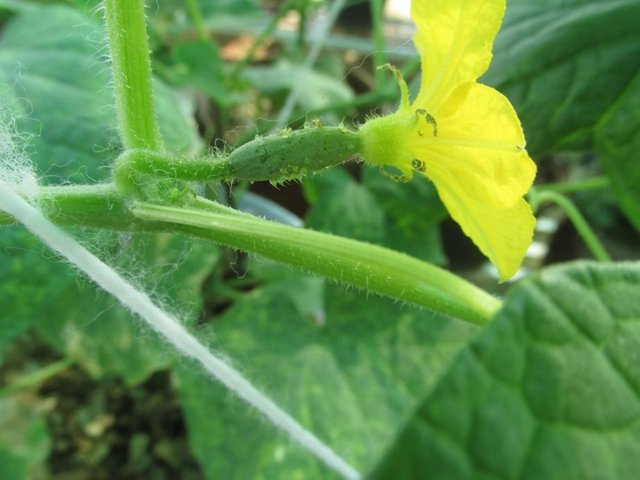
top-left (104, 0), bottom-right (163, 151)
top-left (530, 189), bottom-right (612, 262)
top-left (1, 184), bottom-right (141, 230)
top-left (132, 200), bottom-right (501, 325)
top-left (1, 184), bottom-right (501, 324)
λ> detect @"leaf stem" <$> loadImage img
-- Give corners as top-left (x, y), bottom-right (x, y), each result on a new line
top-left (529, 189), bottom-right (612, 262)
top-left (370, 0), bottom-right (386, 89)
top-left (535, 176), bottom-right (609, 194)
top-left (103, 0), bottom-right (163, 151)
top-left (185, 0), bottom-right (208, 41)
top-left (132, 200), bottom-right (501, 325)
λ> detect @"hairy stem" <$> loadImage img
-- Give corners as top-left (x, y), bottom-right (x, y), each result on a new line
top-left (133, 200), bottom-right (501, 325)
top-left (2, 184), bottom-right (501, 324)
top-left (103, 0), bottom-right (163, 151)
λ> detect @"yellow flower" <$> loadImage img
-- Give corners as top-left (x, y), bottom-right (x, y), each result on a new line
top-left (358, 0), bottom-right (536, 281)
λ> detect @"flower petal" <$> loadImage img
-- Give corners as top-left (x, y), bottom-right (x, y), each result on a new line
top-left (411, 0), bottom-right (505, 110)
top-left (414, 82), bottom-right (536, 208)
top-left (427, 165), bottom-right (535, 280)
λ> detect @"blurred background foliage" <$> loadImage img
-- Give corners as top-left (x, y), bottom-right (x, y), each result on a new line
top-left (0, 0), bottom-right (639, 478)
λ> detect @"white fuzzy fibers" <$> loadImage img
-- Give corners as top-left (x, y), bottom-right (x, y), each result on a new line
top-left (0, 181), bottom-right (360, 480)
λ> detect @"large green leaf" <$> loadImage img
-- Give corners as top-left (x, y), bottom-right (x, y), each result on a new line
top-left (486, 0), bottom-right (640, 156)
top-left (0, 4), bottom-right (200, 183)
top-left (595, 71), bottom-right (640, 231)
top-left (0, 4), bottom-right (211, 382)
top-left (175, 283), bottom-right (478, 479)
top-left (369, 261), bottom-right (640, 479)
top-left (0, 228), bottom-right (74, 359)
top-left (34, 233), bottom-right (219, 385)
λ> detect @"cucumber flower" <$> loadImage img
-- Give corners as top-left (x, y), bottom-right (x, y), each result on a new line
top-left (358, 0), bottom-right (536, 281)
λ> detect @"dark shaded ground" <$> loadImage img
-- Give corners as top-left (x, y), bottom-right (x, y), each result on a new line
top-left (1, 337), bottom-right (204, 480)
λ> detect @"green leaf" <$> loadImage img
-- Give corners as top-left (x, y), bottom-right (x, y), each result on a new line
top-left (175, 283), bottom-right (478, 479)
top-left (243, 60), bottom-right (354, 123)
top-left (369, 261), bottom-right (640, 479)
top-left (595, 71), bottom-right (640, 231)
top-left (486, 0), bottom-right (640, 156)
top-left (0, 4), bottom-right (209, 383)
top-left (0, 397), bottom-right (50, 480)
top-left (304, 168), bottom-right (446, 264)
top-left (161, 40), bottom-right (239, 107)
top-left (0, 228), bottom-right (74, 358)
top-left (362, 168), bottom-right (447, 264)
top-left (305, 169), bottom-right (386, 244)
top-left (0, 4), bottom-right (200, 184)
top-left (34, 233), bottom-right (219, 385)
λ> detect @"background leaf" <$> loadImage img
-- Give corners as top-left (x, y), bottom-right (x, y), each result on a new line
top-left (595, 71), bottom-right (640, 231)
top-left (486, 0), bottom-right (640, 156)
top-left (175, 279), bottom-right (478, 479)
top-left (0, 4), bottom-right (213, 383)
top-left (304, 168), bottom-right (447, 264)
top-left (0, 4), bottom-right (200, 183)
top-left (370, 261), bottom-right (640, 479)
top-left (34, 233), bottom-right (219, 385)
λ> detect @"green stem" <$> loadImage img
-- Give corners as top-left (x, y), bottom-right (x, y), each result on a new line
top-left (113, 126), bottom-right (361, 195)
top-left (0, 359), bottom-right (74, 398)
top-left (534, 176), bottom-right (609, 195)
top-left (132, 200), bottom-right (501, 325)
top-left (529, 189), bottom-right (612, 262)
top-left (370, 0), bottom-right (386, 89)
top-left (1, 184), bottom-right (500, 324)
top-left (185, 0), bottom-right (208, 41)
top-left (103, 0), bottom-right (163, 151)
top-left (0, 184), bottom-right (139, 230)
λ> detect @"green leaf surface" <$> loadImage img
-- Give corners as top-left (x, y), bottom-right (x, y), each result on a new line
top-left (486, 0), bottom-right (640, 156)
top-left (362, 168), bottom-right (447, 264)
top-left (0, 228), bottom-right (74, 358)
top-left (304, 168), bottom-right (446, 264)
top-left (0, 397), bottom-right (50, 480)
top-left (243, 60), bottom-right (354, 122)
top-left (0, 4), bottom-right (200, 184)
top-left (160, 39), bottom-right (240, 107)
top-left (175, 282), bottom-right (478, 479)
top-left (595, 71), bottom-right (640, 231)
top-left (0, 5), bottom-right (208, 381)
top-left (33, 233), bottom-right (219, 385)
top-left (370, 261), bottom-right (640, 479)
top-left (305, 169), bottom-right (386, 244)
